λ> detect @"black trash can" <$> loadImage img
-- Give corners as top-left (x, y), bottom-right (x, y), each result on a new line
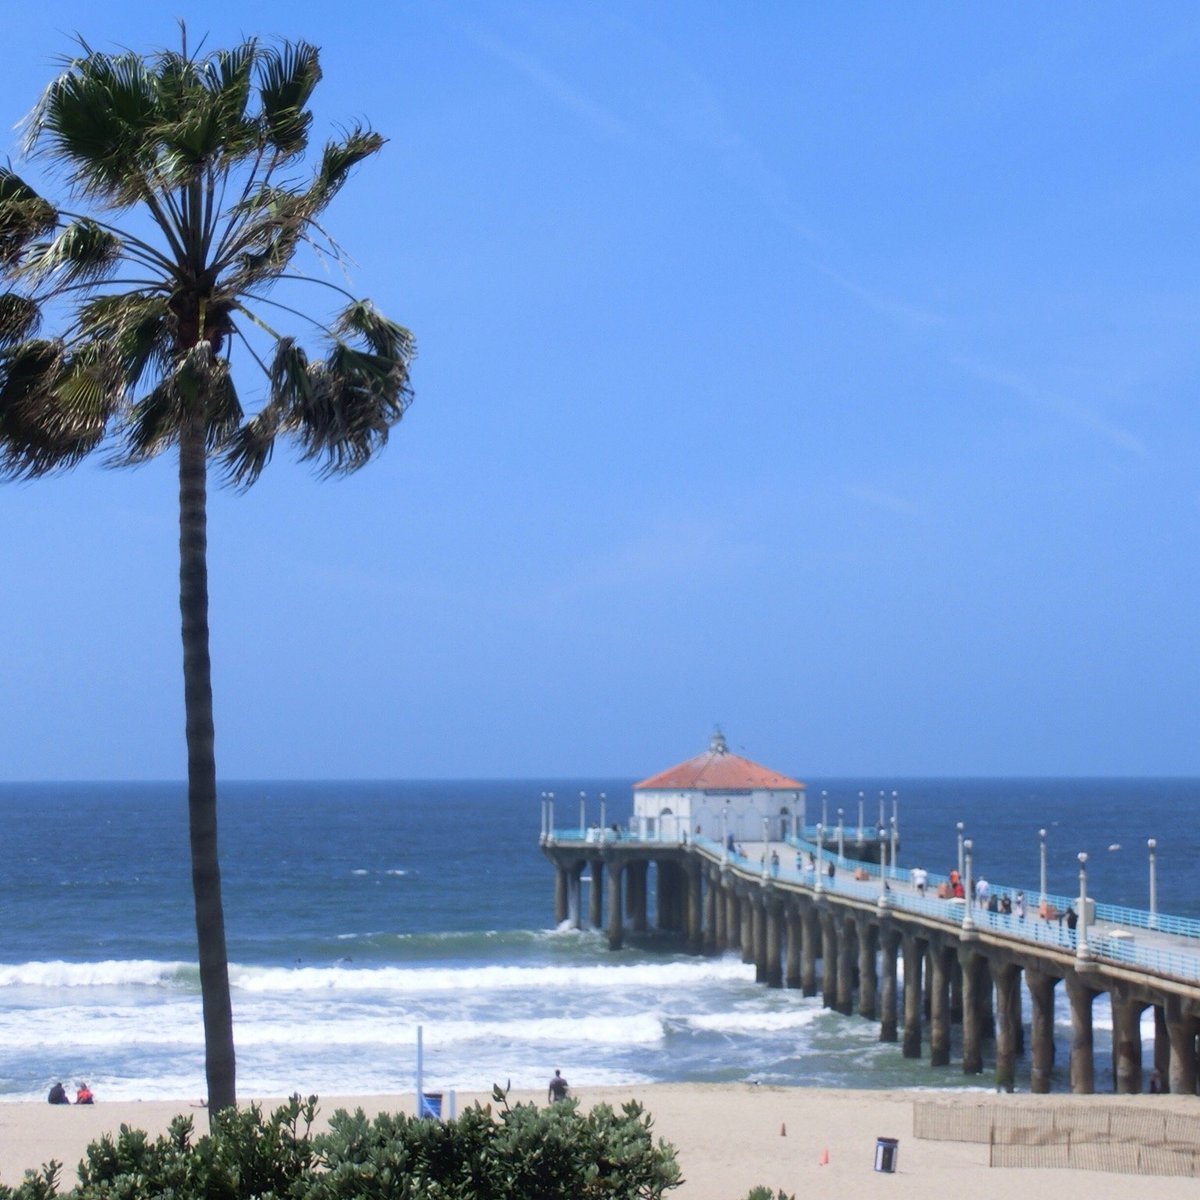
top-left (874, 1136), bottom-right (899, 1173)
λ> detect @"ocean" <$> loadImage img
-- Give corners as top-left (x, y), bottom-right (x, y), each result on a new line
top-left (1, 777), bottom-right (1197, 1104)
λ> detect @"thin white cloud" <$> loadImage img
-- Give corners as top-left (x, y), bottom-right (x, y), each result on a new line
top-left (548, 518), bottom-right (756, 603)
top-left (460, 22), bottom-right (634, 143)
top-left (845, 485), bottom-right (925, 518)
top-left (951, 355), bottom-right (1150, 457)
top-left (816, 263), bottom-right (947, 330)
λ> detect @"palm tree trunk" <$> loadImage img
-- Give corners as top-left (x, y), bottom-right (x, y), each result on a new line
top-left (179, 413), bottom-right (237, 1115)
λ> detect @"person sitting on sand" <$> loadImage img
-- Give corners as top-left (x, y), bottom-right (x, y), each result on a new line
top-left (548, 1069), bottom-right (569, 1103)
top-left (75, 1083), bottom-right (94, 1105)
top-left (47, 1081), bottom-right (69, 1105)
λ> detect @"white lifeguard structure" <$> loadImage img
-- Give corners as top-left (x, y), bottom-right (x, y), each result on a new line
top-left (631, 731), bottom-right (805, 844)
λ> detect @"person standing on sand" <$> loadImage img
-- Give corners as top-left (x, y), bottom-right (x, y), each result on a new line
top-left (548, 1069), bottom-right (569, 1103)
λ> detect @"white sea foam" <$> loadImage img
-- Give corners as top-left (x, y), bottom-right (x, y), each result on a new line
top-left (0, 960), bottom-right (190, 988)
top-left (685, 1007), bottom-right (824, 1034)
top-left (229, 958), bottom-right (755, 995)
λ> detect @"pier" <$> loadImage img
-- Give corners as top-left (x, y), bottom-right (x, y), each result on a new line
top-left (540, 820), bottom-right (1200, 1095)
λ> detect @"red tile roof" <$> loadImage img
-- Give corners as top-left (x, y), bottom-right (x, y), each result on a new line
top-left (634, 732), bottom-right (804, 791)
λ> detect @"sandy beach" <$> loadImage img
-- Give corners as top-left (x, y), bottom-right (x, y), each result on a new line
top-left (2, 1085), bottom-right (1198, 1198)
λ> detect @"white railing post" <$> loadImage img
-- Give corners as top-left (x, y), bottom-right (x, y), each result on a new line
top-left (1148, 838), bottom-right (1158, 930)
top-left (963, 838), bottom-right (975, 931)
top-left (1039, 828), bottom-right (1047, 909)
top-left (1077, 852), bottom-right (1091, 961)
top-left (815, 823), bottom-right (824, 894)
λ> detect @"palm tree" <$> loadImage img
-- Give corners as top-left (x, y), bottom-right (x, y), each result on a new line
top-left (0, 33), bottom-right (414, 1114)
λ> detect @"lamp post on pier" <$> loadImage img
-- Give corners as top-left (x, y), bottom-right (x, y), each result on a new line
top-left (821, 790), bottom-right (828, 830)
top-left (1076, 852), bottom-right (1091, 961)
top-left (836, 808), bottom-right (845, 863)
top-left (879, 830), bottom-right (889, 907)
top-left (815, 823), bottom-right (825, 894)
top-left (857, 793), bottom-right (864, 842)
top-left (1148, 838), bottom-right (1158, 929)
top-left (890, 815), bottom-right (898, 879)
top-left (877, 791), bottom-right (884, 834)
top-left (547, 792), bottom-right (556, 843)
top-left (1038, 828), bottom-right (1047, 909)
top-left (891, 790), bottom-right (899, 835)
top-left (962, 838), bottom-right (975, 931)
top-left (579, 791), bottom-right (587, 837)
top-left (599, 793), bottom-right (606, 830)
top-left (956, 821), bottom-right (965, 880)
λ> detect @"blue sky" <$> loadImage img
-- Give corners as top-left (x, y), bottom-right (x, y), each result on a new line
top-left (1, 3), bottom-right (1197, 780)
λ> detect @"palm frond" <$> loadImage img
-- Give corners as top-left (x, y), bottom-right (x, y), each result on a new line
top-left (0, 169), bottom-right (59, 266)
top-left (289, 336), bottom-right (413, 477)
top-left (0, 293), bottom-right (42, 346)
top-left (76, 291), bottom-right (173, 389)
top-left (19, 219), bottom-right (121, 287)
top-left (306, 126), bottom-right (384, 213)
top-left (27, 51), bottom-right (159, 204)
top-left (334, 300), bottom-right (415, 363)
top-left (256, 41), bottom-right (320, 159)
top-left (0, 337), bottom-right (115, 477)
top-left (220, 397), bottom-right (285, 487)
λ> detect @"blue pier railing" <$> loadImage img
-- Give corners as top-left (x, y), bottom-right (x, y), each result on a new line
top-left (544, 824), bottom-right (1200, 983)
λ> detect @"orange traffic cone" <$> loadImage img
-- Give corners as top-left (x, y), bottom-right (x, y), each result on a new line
top-left (819, 1147), bottom-right (829, 1166)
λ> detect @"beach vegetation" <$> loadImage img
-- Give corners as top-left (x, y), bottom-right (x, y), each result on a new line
top-left (0, 30), bottom-right (413, 1116)
top-left (0, 1093), bottom-right (682, 1200)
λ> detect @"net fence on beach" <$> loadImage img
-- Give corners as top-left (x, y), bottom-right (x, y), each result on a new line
top-left (913, 1101), bottom-right (1200, 1176)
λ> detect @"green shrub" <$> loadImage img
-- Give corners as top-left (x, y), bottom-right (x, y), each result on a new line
top-left (0, 1090), bottom-right (682, 1200)
top-left (310, 1085), bottom-right (682, 1200)
top-left (742, 1190), bottom-right (795, 1200)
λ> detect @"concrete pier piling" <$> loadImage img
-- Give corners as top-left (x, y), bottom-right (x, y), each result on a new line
top-left (542, 830), bottom-right (1200, 1094)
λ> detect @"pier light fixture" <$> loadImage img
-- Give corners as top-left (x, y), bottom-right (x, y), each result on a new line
top-left (858, 792), bottom-right (865, 841)
top-left (579, 791), bottom-right (587, 837)
top-left (889, 815), bottom-right (898, 880)
top-left (962, 838), bottom-right (975, 931)
top-left (877, 790), bottom-right (884, 834)
top-left (815, 823), bottom-right (825, 894)
top-left (878, 830), bottom-right (889, 906)
top-left (547, 792), bottom-right (556, 843)
top-left (599, 793), bottom-right (607, 830)
top-left (1148, 838), bottom-right (1158, 929)
top-left (837, 808), bottom-right (845, 863)
top-left (821, 790), bottom-right (828, 829)
top-left (956, 821), bottom-right (965, 880)
top-left (891, 791), bottom-right (899, 836)
top-left (1038, 828), bottom-right (1047, 908)
top-left (540, 791), bottom-right (548, 842)
top-left (1076, 851), bottom-right (1090, 960)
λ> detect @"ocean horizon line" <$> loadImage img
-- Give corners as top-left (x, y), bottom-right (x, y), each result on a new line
top-left (2, 772), bottom-right (1199, 786)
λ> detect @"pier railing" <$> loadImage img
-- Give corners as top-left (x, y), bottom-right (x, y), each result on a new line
top-left (547, 826), bottom-right (1200, 983)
